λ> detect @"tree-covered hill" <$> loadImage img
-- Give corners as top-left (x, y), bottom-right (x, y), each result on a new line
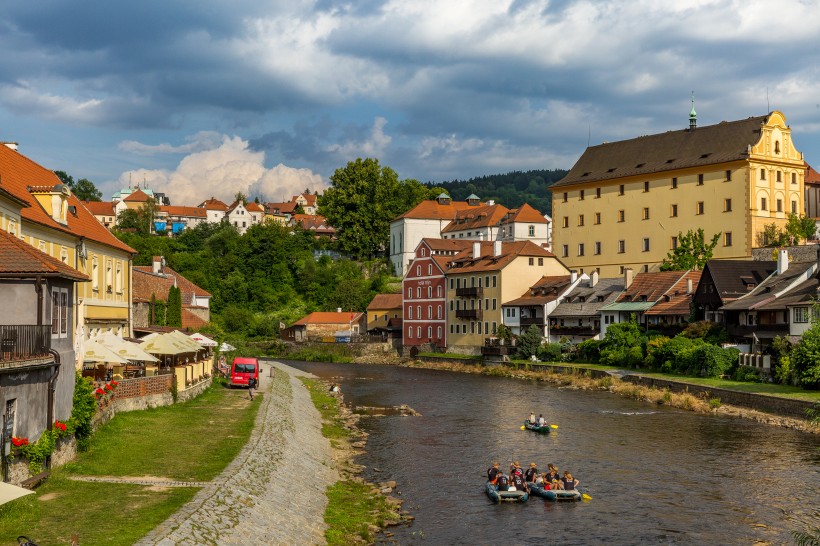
top-left (430, 169), bottom-right (568, 216)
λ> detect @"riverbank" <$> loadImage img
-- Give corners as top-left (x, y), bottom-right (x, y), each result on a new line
top-left (299, 375), bottom-right (413, 544)
top-left (352, 356), bottom-right (819, 434)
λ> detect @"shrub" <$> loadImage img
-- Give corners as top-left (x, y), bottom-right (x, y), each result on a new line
top-left (680, 321), bottom-right (728, 345)
top-left (600, 321), bottom-right (646, 368)
top-left (537, 343), bottom-right (562, 362)
top-left (575, 339), bottom-right (602, 362)
top-left (709, 398), bottom-right (722, 409)
top-left (732, 365), bottom-right (762, 382)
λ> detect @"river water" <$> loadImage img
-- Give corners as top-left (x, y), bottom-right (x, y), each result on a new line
top-left (282, 360), bottom-right (819, 545)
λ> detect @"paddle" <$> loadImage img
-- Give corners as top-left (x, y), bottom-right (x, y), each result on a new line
top-left (582, 492), bottom-right (592, 500)
top-left (520, 423), bottom-right (559, 429)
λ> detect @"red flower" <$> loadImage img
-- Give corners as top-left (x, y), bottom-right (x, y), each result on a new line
top-left (95, 388), bottom-right (105, 396)
top-left (54, 420), bottom-right (67, 432)
top-left (11, 437), bottom-right (28, 447)
top-left (110, 381), bottom-right (119, 387)
top-left (104, 384), bottom-right (113, 391)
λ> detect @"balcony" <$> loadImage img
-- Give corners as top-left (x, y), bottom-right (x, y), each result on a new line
top-left (455, 309), bottom-right (483, 320)
top-left (0, 325), bottom-right (52, 368)
top-left (549, 326), bottom-right (599, 336)
top-left (456, 286), bottom-right (483, 297)
top-left (520, 316), bottom-right (544, 328)
top-left (726, 323), bottom-right (789, 339)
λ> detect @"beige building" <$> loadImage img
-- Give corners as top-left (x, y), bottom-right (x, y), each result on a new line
top-left (552, 110), bottom-right (806, 277)
top-left (445, 240), bottom-right (569, 351)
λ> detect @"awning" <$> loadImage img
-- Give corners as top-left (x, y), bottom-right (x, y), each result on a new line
top-left (93, 334), bottom-right (160, 363)
top-left (189, 332), bottom-right (217, 347)
top-left (83, 340), bottom-right (129, 365)
top-left (0, 481), bottom-right (34, 506)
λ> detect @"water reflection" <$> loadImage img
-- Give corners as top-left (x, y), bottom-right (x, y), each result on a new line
top-left (281, 360), bottom-right (820, 545)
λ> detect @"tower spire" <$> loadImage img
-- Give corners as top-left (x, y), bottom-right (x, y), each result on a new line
top-left (689, 91), bottom-right (697, 130)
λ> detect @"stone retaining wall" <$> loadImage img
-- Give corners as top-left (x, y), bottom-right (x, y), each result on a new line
top-left (620, 375), bottom-right (814, 419)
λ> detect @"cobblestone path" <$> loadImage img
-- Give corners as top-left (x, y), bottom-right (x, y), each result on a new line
top-left (135, 361), bottom-right (338, 546)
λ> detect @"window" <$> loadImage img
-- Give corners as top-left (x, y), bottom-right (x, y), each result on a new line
top-left (115, 263), bottom-right (123, 293)
top-left (642, 238), bottom-right (650, 252)
top-left (761, 197), bottom-right (767, 211)
top-left (618, 240), bottom-right (625, 253)
top-left (594, 241), bottom-right (601, 255)
top-left (726, 170), bottom-right (732, 181)
top-left (775, 140), bottom-right (780, 154)
top-left (437, 326), bottom-right (442, 339)
top-left (92, 258), bottom-right (99, 290)
top-left (427, 286), bottom-right (432, 298)
top-left (643, 207), bottom-right (650, 220)
top-left (563, 192), bottom-right (568, 203)
top-left (416, 265), bottom-right (421, 276)
top-left (428, 305), bottom-right (432, 319)
top-left (407, 287), bottom-right (412, 298)
top-left (792, 172), bottom-right (797, 185)
top-left (428, 326), bottom-right (433, 338)
top-left (776, 199), bottom-right (783, 212)
top-left (478, 322), bottom-right (482, 334)
top-left (578, 214), bottom-right (585, 226)
top-left (492, 299), bottom-right (497, 310)
top-left (562, 244), bottom-right (569, 258)
top-left (416, 287), bottom-right (421, 298)
top-left (51, 288), bottom-right (69, 337)
top-left (529, 257), bottom-right (534, 266)
top-left (485, 299), bottom-right (489, 310)
top-left (470, 322), bottom-right (475, 334)
top-left (438, 306), bottom-right (442, 319)
top-left (794, 307), bottom-right (809, 323)
top-left (562, 217), bottom-right (569, 228)
top-left (724, 198), bottom-right (732, 212)
top-left (578, 243), bottom-right (585, 256)
top-left (696, 202), bottom-right (704, 215)
top-left (579, 190), bottom-right (585, 200)
top-left (450, 300), bottom-right (453, 311)
top-left (671, 177), bottom-right (677, 189)
top-left (417, 305), bottom-right (421, 319)
top-left (618, 210), bottom-right (625, 222)
top-left (538, 258), bottom-right (543, 266)
top-left (596, 187), bottom-right (601, 198)
top-left (671, 236), bottom-right (678, 250)
top-left (792, 200), bottom-right (797, 214)
top-left (437, 286), bottom-right (442, 297)
top-left (493, 276), bottom-right (497, 287)
top-left (670, 204), bottom-right (678, 217)
top-left (760, 168), bottom-right (766, 181)
top-left (644, 181), bottom-right (649, 192)
top-left (619, 184), bottom-right (625, 195)
top-left (777, 171), bottom-right (782, 183)
top-left (697, 174), bottom-right (704, 185)
top-left (724, 232), bottom-right (733, 247)
top-left (594, 212), bottom-right (601, 225)
top-left (417, 326), bottom-right (422, 338)
top-left (408, 307), bottom-right (413, 319)
top-left (528, 225), bottom-right (535, 237)
top-left (492, 322), bottom-right (497, 334)
top-left (428, 264), bottom-right (432, 275)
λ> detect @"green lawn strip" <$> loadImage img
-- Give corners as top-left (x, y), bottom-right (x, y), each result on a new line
top-left (299, 377), bottom-right (400, 545)
top-left (325, 480), bottom-right (397, 545)
top-left (0, 473), bottom-right (199, 546)
top-left (508, 360), bottom-right (820, 402)
top-left (64, 385), bottom-right (259, 481)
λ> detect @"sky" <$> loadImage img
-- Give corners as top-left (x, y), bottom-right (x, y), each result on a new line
top-left (1, 0), bottom-right (819, 206)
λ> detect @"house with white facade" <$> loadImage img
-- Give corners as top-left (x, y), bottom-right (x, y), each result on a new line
top-left (198, 197), bottom-right (228, 224)
top-left (548, 272), bottom-right (624, 343)
top-left (496, 203), bottom-right (552, 251)
top-left (225, 200), bottom-right (255, 234)
top-left (502, 271), bottom-right (586, 336)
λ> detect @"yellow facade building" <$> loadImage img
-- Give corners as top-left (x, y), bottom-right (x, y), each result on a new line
top-left (445, 240), bottom-right (568, 350)
top-left (552, 110), bottom-right (805, 277)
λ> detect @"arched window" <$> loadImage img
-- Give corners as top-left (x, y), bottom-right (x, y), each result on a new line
top-left (417, 287), bottom-right (421, 298)
top-left (437, 305), bottom-right (442, 319)
top-left (416, 265), bottom-right (421, 276)
top-left (428, 264), bottom-right (432, 275)
top-left (421, 248), bottom-right (426, 256)
top-left (408, 327), bottom-right (413, 339)
top-left (417, 326), bottom-right (422, 338)
top-left (437, 286), bottom-right (442, 297)
top-left (428, 305), bottom-right (432, 318)
top-left (775, 140), bottom-right (780, 154)
top-left (528, 225), bottom-right (535, 236)
top-left (407, 287), bottom-right (412, 298)
top-left (417, 305), bottom-right (421, 319)
top-left (437, 326), bottom-right (442, 339)
top-left (427, 326), bottom-right (432, 338)
top-left (408, 307), bottom-right (413, 319)
top-left (427, 286), bottom-right (432, 298)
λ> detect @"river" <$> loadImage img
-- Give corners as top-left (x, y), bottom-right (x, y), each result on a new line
top-left (282, 360), bottom-right (820, 545)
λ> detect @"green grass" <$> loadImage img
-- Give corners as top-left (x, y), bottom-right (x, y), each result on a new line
top-left (300, 378), bottom-right (348, 445)
top-left (0, 383), bottom-right (260, 545)
top-left (325, 480), bottom-right (398, 545)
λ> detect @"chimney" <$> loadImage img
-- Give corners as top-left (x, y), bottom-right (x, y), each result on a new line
top-left (777, 249), bottom-right (789, 275)
top-left (686, 278), bottom-right (693, 294)
top-left (570, 270), bottom-right (578, 283)
top-left (624, 267), bottom-right (634, 289)
top-left (337, 307), bottom-right (342, 313)
top-left (591, 270), bottom-right (599, 287)
top-left (488, 199), bottom-right (495, 206)
top-left (152, 256), bottom-right (163, 274)
top-left (473, 241), bottom-right (481, 259)
top-left (494, 240), bottom-right (502, 256)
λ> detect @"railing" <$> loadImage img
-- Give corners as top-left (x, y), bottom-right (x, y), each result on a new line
top-left (0, 325), bottom-right (51, 362)
top-left (520, 316), bottom-right (544, 327)
top-left (455, 286), bottom-right (483, 297)
top-left (455, 309), bottom-right (482, 320)
top-left (549, 326), bottom-right (598, 336)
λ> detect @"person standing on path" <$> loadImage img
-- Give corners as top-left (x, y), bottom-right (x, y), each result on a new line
top-left (248, 377), bottom-right (256, 400)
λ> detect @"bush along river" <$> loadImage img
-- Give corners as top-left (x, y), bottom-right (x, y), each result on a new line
top-left (283, 360), bottom-right (820, 545)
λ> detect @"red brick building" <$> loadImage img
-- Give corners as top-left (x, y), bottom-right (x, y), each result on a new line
top-left (402, 238), bottom-right (473, 350)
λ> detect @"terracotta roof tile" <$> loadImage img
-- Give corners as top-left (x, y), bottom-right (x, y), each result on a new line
top-left (198, 197), bottom-right (228, 211)
top-left (446, 240), bottom-right (557, 274)
top-left (442, 204), bottom-right (510, 233)
top-left (396, 199), bottom-right (479, 221)
top-left (644, 271), bottom-right (701, 315)
top-left (123, 189), bottom-right (151, 202)
top-left (158, 205), bottom-right (208, 218)
top-left (81, 201), bottom-right (116, 216)
top-left (292, 311), bottom-right (364, 326)
top-left (367, 293), bottom-right (402, 311)
top-left (0, 229), bottom-right (89, 280)
top-left (265, 201), bottom-right (297, 215)
top-left (133, 265), bottom-right (211, 302)
top-left (181, 308), bottom-right (209, 329)
top-left (500, 203), bottom-right (549, 224)
top-left (246, 202), bottom-right (265, 212)
top-left (0, 145), bottom-right (135, 254)
top-left (806, 163), bottom-right (820, 185)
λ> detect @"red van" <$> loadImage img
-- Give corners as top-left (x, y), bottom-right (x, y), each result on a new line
top-left (230, 357), bottom-right (259, 388)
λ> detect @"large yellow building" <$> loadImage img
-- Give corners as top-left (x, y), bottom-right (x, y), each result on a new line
top-left (552, 110), bottom-right (805, 277)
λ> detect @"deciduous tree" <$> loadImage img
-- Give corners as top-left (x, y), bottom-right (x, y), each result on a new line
top-left (660, 228), bottom-right (720, 271)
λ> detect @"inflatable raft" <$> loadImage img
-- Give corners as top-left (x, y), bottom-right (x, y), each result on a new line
top-left (529, 483), bottom-right (582, 501)
top-left (523, 420), bottom-right (552, 433)
top-left (486, 483), bottom-right (529, 503)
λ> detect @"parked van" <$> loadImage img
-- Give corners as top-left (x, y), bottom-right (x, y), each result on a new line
top-left (230, 357), bottom-right (259, 388)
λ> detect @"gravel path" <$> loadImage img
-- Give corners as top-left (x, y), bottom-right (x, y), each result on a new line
top-left (136, 361), bottom-right (338, 546)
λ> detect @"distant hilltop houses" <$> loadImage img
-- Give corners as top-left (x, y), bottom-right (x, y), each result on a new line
top-left (83, 190), bottom-right (335, 238)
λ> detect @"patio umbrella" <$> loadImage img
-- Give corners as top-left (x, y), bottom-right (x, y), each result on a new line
top-left (0, 481), bottom-right (34, 506)
top-left (83, 340), bottom-right (129, 365)
top-left (189, 332), bottom-right (217, 347)
top-left (219, 342), bottom-right (236, 352)
top-left (168, 330), bottom-right (204, 352)
top-left (139, 334), bottom-right (190, 356)
top-left (93, 334), bottom-right (160, 363)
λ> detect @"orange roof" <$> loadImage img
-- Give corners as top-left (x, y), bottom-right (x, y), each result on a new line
top-left (806, 163), bottom-right (820, 186)
top-left (500, 203), bottom-right (549, 224)
top-left (0, 145), bottom-right (135, 254)
top-left (158, 205), bottom-right (207, 218)
top-left (294, 193), bottom-right (318, 206)
top-left (618, 270), bottom-right (700, 304)
top-left (420, 238), bottom-right (475, 253)
top-left (396, 199), bottom-right (478, 221)
top-left (123, 188), bottom-right (151, 202)
top-left (132, 268), bottom-right (174, 302)
top-left (198, 197), bottom-right (228, 211)
top-left (442, 204), bottom-right (510, 233)
top-left (292, 311), bottom-right (364, 326)
top-left (133, 265), bottom-right (212, 302)
top-left (246, 202), bottom-right (265, 212)
top-left (367, 293), bottom-right (402, 311)
top-left (265, 201), bottom-right (297, 215)
top-left (0, 229), bottom-right (89, 281)
top-left (644, 271), bottom-right (702, 315)
top-left (181, 308), bottom-right (209, 329)
top-left (446, 240), bottom-right (556, 274)
top-left (82, 201), bottom-right (116, 216)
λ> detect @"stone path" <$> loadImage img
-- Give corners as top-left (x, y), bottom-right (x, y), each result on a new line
top-left (134, 361), bottom-right (338, 546)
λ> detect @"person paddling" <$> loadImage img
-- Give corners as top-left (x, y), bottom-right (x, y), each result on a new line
top-left (525, 463), bottom-right (539, 483)
top-left (544, 464), bottom-right (560, 488)
top-left (487, 461), bottom-right (501, 485)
